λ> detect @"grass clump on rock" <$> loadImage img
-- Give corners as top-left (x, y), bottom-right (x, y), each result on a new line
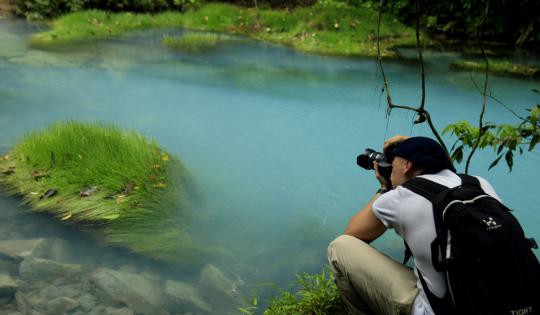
top-left (0, 121), bottom-right (205, 266)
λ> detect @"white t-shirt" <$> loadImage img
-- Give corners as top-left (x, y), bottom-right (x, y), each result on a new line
top-left (372, 170), bottom-right (501, 315)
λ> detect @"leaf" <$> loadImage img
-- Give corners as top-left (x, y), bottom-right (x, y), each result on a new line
top-left (488, 154), bottom-right (503, 170)
top-left (505, 150), bottom-right (514, 171)
top-left (451, 145), bottom-right (463, 163)
top-left (153, 182), bottom-right (166, 188)
top-left (530, 134), bottom-right (539, 151)
top-left (161, 154), bottom-right (169, 161)
top-left (60, 213), bottom-right (72, 220)
top-left (102, 214), bottom-right (120, 220)
top-left (497, 143), bottom-right (505, 154)
top-left (78, 154), bottom-right (83, 160)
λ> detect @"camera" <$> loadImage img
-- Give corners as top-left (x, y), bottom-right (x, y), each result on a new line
top-left (357, 149), bottom-right (392, 180)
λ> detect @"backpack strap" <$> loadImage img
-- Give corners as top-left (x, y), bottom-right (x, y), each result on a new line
top-left (402, 177), bottom-right (448, 202)
top-left (458, 173), bottom-right (481, 187)
top-left (402, 177), bottom-right (450, 270)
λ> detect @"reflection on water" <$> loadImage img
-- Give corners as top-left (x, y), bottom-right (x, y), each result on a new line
top-left (1, 17), bottom-right (539, 314)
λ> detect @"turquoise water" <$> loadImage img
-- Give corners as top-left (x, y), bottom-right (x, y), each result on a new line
top-left (1, 18), bottom-right (539, 310)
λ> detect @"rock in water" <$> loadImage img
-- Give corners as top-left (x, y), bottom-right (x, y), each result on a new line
top-left (88, 268), bottom-right (167, 315)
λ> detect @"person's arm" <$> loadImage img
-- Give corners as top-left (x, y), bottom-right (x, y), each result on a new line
top-left (345, 161), bottom-right (389, 242)
top-left (344, 192), bottom-right (387, 242)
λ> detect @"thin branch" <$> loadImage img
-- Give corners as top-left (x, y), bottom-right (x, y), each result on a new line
top-left (375, 0), bottom-right (448, 154)
top-left (470, 73), bottom-right (523, 120)
top-left (465, 28), bottom-right (489, 174)
top-left (416, 0), bottom-right (426, 111)
top-left (376, 0), bottom-right (392, 118)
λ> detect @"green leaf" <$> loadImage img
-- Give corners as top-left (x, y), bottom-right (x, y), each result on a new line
top-left (530, 134), bottom-right (539, 151)
top-left (488, 154), bottom-right (503, 170)
top-left (505, 150), bottom-right (514, 171)
top-left (451, 145), bottom-right (464, 163)
top-left (497, 143), bottom-right (505, 154)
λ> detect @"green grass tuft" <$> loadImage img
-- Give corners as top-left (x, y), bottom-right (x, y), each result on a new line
top-left (0, 121), bottom-right (207, 266)
top-left (163, 32), bottom-right (221, 52)
top-left (238, 267), bottom-right (350, 315)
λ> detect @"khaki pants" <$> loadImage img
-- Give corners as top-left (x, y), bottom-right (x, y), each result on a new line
top-left (327, 235), bottom-right (419, 315)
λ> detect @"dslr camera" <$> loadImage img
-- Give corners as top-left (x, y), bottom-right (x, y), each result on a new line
top-left (357, 149), bottom-right (393, 180)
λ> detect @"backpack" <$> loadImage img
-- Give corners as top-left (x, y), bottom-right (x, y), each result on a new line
top-left (402, 174), bottom-right (540, 315)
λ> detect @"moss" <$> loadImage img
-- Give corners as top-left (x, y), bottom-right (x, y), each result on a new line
top-left (0, 121), bottom-right (207, 266)
top-left (451, 60), bottom-right (540, 78)
top-left (29, 3), bottom-right (417, 57)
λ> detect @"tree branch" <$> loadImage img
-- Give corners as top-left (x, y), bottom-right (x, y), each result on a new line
top-left (376, 0), bottom-right (448, 154)
top-left (465, 28), bottom-right (489, 174)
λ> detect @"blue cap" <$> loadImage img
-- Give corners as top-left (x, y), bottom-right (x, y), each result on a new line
top-left (385, 137), bottom-right (456, 173)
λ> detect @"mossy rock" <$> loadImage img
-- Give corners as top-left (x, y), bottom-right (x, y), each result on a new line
top-left (0, 121), bottom-right (207, 267)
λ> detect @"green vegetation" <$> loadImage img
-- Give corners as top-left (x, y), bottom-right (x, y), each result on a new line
top-left (163, 32), bottom-right (221, 52)
top-left (30, 2), bottom-right (416, 57)
top-left (238, 268), bottom-right (350, 315)
top-left (444, 104), bottom-right (540, 171)
top-left (13, 0), bottom-right (198, 20)
top-left (386, 0), bottom-right (539, 48)
top-left (451, 60), bottom-right (540, 78)
top-left (0, 121), bottom-right (207, 266)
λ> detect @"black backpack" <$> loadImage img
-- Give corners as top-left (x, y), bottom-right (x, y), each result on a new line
top-left (402, 174), bottom-right (540, 315)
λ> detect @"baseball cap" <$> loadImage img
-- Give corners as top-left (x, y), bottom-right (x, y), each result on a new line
top-left (385, 136), bottom-right (456, 173)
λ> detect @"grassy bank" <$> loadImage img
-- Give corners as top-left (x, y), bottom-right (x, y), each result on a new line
top-left (30, 2), bottom-right (416, 57)
top-left (0, 121), bottom-right (207, 266)
top-left (451, 60), bottom-right (540, 78)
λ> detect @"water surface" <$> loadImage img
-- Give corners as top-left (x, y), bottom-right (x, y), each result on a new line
top-left (1, 18), bottom-right (539, 311)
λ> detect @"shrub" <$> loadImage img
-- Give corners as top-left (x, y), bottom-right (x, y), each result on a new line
top-left (239, 268), bottom-right (351, 315)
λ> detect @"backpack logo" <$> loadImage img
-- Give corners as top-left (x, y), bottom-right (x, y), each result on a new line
top-left (482, 217), bottom-right (501, 230)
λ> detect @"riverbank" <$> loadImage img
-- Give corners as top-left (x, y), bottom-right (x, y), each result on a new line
top-left (28, 2), bottom-right (417, 58)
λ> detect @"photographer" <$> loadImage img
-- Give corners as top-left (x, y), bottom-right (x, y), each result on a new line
top-left (327, 135), bottom-right (501, 315)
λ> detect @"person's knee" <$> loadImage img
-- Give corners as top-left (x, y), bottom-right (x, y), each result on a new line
top-left (328, 235), bottom-right (366, 269)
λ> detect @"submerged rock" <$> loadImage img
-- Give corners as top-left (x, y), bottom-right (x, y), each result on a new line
top-left (87, 268), bottom-right (167, 315)
top-left (198, 264), bottom-right (242, 310)
top-left (19, 257), bottom-right (82, 282)
top-left (164, 280), bottom-right (212, 314)
top-left (0, 239), bottom-right (49, 260)
top-left (0, 273), bottom-right (17, 304)
top-left (45, 296), bottom-right (79, 314)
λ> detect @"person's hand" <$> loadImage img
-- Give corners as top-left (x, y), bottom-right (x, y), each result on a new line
top-left (373, 161), bottom-right (391, 190)
top-left (383, 135), bottom-right (409, 152)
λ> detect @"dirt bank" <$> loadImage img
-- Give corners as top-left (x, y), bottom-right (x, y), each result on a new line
top-left (0, 0), bottom-right (14, 17)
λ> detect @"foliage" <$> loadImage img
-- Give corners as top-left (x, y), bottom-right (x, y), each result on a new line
top-left (238, 267), bottom-right (350, 315)
top-left (163, 32), bottom-right (221, 52)
top-left (443, 104), bottom-right (540, 171)
top-left (0, 121), bottom-right (207, 266)
top-left (13, 0), bottom-right (201, 19)
top-left (31, 3), bottom-right (416, 57)
top-left (451, 60), bottom-right (540, 79)
top-left (385, 0), bottom-right (540, 47)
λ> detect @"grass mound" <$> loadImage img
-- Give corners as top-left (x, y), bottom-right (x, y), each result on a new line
top-left (0, 121), bottom-right (206, 266)
top-left (30, 3), bottom-right (416, 57)
top-left (451, 60), bottom-right (540, 78)
top-left (163, 32), bottom-right (221, 52)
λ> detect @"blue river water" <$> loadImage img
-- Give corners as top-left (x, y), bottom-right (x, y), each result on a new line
top-left (1, 18), bottom-right (539, 311)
